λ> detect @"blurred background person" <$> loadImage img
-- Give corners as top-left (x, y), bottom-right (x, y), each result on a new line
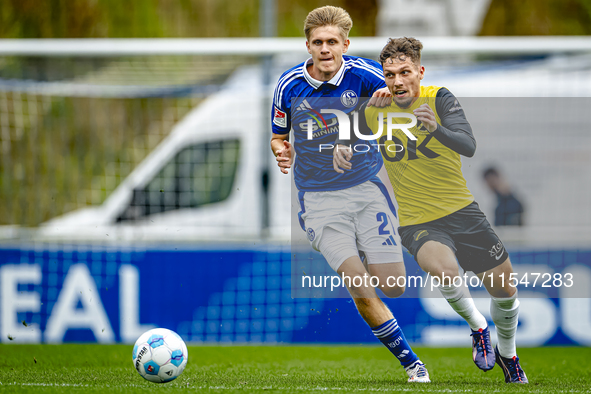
top-left (482, 166), bottom-right (525, 226)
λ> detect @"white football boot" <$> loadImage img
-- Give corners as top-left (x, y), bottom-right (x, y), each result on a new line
top-left (405, 360), bottom-right (431, 383)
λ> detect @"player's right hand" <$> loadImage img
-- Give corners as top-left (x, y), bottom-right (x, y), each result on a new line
top-left (275, 140), bottom-right (293, 174)
top-left (368, 87), bottom-right (393, 108)
top-left (333, 144), bottom-right (353, 174)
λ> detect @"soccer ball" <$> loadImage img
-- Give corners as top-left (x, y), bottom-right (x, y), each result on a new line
top-left (132, 328), bottom-right (188, 383)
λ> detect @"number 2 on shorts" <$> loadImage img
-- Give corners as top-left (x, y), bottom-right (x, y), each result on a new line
top-left (376, 212), bottom-right (397, 245)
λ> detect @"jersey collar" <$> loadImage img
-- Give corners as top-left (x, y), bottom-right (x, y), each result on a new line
top-left (302, 57), bottom-right (347, 89)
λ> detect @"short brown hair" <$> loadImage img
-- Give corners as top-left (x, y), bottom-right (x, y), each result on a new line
top-left (304, 6), bottom-right (352, 42)
top-left (379, 37), bottom-right (423, 66)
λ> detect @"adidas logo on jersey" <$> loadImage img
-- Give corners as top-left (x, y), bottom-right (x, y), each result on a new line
top-left (296, 99), bottom-right (312, 111)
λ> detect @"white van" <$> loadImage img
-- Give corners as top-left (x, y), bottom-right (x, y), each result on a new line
top-left (39, 65), bottom-right (293, 243)
top-left (38, 53), bottom-right (591, 246)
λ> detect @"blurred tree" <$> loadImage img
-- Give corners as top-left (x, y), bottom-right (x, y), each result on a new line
top-left (0, 0), bottom-right (259, 38)
top-left (3, 0), bottom-right (590, 38)
top-left (0, 0), bottom-right (377, 39)
top-left (480, 0), bottom-right (591, 35)
top-left (276, 0), bottom-right (378, 37)
top-left (0, 0), bottom-right (381, 227)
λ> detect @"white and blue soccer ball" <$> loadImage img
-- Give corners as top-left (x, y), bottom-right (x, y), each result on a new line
top-left (132, 328), bottom-right (188, 383)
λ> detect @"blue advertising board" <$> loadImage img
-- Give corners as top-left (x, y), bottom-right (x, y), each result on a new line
top-left (1, 244), bottom-right (590, 346)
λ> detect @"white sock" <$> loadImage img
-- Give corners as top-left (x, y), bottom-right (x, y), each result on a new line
top-left (438, 284), bottom-right (487, 331)
top-left (490, 291), bottom-right (519, 358)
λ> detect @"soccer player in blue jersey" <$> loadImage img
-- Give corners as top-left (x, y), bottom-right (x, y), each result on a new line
top-left (270, 6), bottom-right (430, 383)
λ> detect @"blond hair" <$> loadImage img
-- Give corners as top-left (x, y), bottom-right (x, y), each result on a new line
top-left (304, 6), bottom-right (352, 42)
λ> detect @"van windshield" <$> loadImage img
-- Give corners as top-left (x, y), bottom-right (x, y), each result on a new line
top-left (117, 138), bottom-right (240, 222)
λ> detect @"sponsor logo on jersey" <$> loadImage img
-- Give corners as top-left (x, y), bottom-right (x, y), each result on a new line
top-left (306, 227), bottom-right (315, 242)
top-left (273, 106), bottom-right (287, 128)
top-left (414, 230), bottom-right (429, 241)
top-left (299, 116), bottom-right (337, 138)
top-left (340, 89), bottom-right (358, 108)
top-left (489, 241), bottom-right (505, 260)
top-left (295, 101), bottom-right (332, 138)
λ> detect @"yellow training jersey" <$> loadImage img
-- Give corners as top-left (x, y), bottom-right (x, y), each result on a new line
top-left (365, 85), bottom-right (474, 226)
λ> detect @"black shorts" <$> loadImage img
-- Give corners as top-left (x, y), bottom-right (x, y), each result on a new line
top-left (398, 201), bottom-right (509, 274)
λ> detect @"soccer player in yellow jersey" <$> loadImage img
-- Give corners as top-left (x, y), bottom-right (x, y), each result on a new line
top-left (333, 37), bottom-right (528, 384)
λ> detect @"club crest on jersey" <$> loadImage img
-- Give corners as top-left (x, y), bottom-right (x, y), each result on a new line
top-left (273, 106), bottom-right (287, 128)
top-left (306, 227), bottom-right (316, 242)
top-left (340, 90), bottom-right (358, 108)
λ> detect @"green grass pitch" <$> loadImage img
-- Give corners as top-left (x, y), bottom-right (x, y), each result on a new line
top-left (1, 345), bottom-right (589, 393)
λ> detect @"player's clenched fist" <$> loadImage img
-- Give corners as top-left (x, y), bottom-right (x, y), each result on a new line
top-left (333, 144), bottom-right (353, 174)
top-left (413, 103), bottom-right (437, 133)
top-left (275, 140), bottom-right (293, 174)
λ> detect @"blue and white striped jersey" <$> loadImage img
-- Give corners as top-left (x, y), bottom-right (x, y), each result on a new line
top-left (272, 55), bottom-right (386, 191)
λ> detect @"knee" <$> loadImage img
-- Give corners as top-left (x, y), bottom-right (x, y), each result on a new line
top-left (417, 242), bottom-right (459, 281)
top-left (418, 258), bottom-right (459, 282)
top-left (346, 277), bottom-right (378, 299)
top-left (431, 267), bottom-right (460, 284)
top-left (370, 273), bottom-right (405, 298)
top-left (486, 265), bottom-right (517, 298)
top-left (488, 284), bottom-right (516, 298)
top-left (381, 285), bottom-right (405, 298)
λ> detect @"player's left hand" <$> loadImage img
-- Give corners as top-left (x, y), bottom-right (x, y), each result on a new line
top-left (368, 87), bottom-right (392, 108)
top-left (413, 104), bottom-right (438, 133)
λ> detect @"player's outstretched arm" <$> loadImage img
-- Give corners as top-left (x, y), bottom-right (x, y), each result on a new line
top-left (271, 133), bottom-right (292, 174)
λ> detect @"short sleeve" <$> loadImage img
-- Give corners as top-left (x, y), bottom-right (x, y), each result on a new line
top-left (271, 74), bottom-right (292, 135)
top-left (358, 58), bottom-right (386, 95)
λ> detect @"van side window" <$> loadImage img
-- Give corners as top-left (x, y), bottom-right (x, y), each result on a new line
top-left (117, 139), bottom-right (240, 221)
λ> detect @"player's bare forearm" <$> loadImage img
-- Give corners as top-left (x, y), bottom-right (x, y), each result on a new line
top-left (270, 136), bottom-right (286, 157)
